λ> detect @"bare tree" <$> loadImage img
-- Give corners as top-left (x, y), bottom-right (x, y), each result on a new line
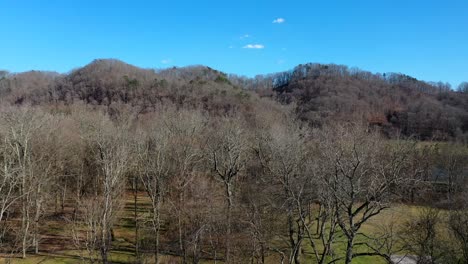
top-left (136, 109), bottom-right (206, 263)
top-left (79, 113), bottom-right (132, 264)
top-left (317, 124), bottom-right (416, 264)
top-left (207, 116), bottom-right (248, 263)
top-left (0, 121), bottom-right (22, 251)
top-left (437, 143), bottom-right (467, 203)
top-left (401, 208), bottom-right (451, 264)
top-left (71, 196), bottom-right (108, 264)
top-left (31, 116), bottom-right (63, 255)
top-left (0, 108), bottom-right (57, 257)
top-left (255, 119), bottom-right (311, 264)
top-left (136, 122), bottom-right (171, 264)
top-left (458, 82), bottom-right (468, 93)
top-left (165, 110), bottom-right (206, 263)
top-left (449, 207), bottom-right (468, 263)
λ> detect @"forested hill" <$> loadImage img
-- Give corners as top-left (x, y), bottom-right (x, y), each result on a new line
top-left (1, 59), bottom-right (467, 140)
top-left (230, 63), bottom-right (468, 140)
top-left (0, 59), bottom-right (261, 116)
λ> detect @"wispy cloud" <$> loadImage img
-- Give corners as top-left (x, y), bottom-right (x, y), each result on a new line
top-left (277, 59), bottom-right (286, 65)
top-left (161, 59), bottom-right (172, 64)
top-left (228, 45), bottom-right (234, 49)
top-left (273, 18), bottom-right (285, 24)
top-left (240, 34), bottom-right (250, 39)
top-left (243, 44), bottom-right (265, 49)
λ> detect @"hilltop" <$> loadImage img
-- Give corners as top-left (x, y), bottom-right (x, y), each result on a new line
top-left (1, 59), bottom-right (467, 140)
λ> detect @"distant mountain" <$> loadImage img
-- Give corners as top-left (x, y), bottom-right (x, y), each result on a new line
top-left (1, 59), bottom-right (467, 140)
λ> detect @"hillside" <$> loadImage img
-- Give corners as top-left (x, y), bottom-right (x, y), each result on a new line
top-left (233, 63), bottom-right (468, 140)
top-left (1, 59), bottom-right (468, 140)
top-left (0, 59), bottom-right (262, 115)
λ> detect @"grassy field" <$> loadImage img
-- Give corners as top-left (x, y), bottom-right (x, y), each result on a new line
top-left (0, 195), bottom-right (430, 264)
top-left (297, 204), bottom-right (425, 264)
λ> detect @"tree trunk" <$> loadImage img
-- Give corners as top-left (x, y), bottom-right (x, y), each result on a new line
top-left (153, 195), bottom-right (161, 264)
top-left (178, 190), bottom-right (187, 264)
top-left (22, 226), bottom-right (28, 258)
top-left (61, 183), bottom-right (66, 213)
top-left (287, 214), bottom-right (302, 264)
top-left (22, 208), bottom-right (30, 258)
top-left (133, 176), bottom-right (140, 262)
top-left (294, 220), bottom-right (302, 264)
top-left (260, 243), bottom-right (265, 264)
top-left (225, 182), bottom-right (233, 264)
top-left (101, 245), bottom-right (109, 264)
top-left (345, 235), bottom-right (354, 264)
top-left (33, 193), bottom-right (42, 255)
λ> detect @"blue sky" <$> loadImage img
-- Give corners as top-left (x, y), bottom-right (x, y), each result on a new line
top-left (1, 0), bottom-right (467, 86)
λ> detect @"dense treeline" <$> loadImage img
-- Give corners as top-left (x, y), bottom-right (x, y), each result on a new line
top-left (0, 104), bottom-right (467, 264)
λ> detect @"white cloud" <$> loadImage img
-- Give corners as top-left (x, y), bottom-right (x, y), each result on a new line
top-left (243, 44), bottom-right (265, 49)
top-left (273, 18), bottom-right (285, 24)
top-left (277, 59), bottom-right (285, 65)
top-left (161, 59), bottom-right (172, 64)
top-left (228, 45), bottom-right (234, 49)
top-left (240, 34), bottom-right (250, 39)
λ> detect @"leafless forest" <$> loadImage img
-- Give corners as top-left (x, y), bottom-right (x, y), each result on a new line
top-left (0, 59), bottom-right (467, 264)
